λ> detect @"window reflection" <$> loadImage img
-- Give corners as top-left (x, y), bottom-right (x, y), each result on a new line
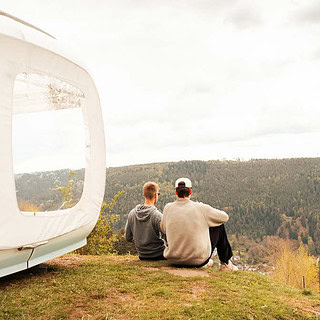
top-left (12, 73), bottom-right (86, 212)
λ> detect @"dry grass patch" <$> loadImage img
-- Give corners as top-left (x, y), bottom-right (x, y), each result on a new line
top-left (104, 255), bottom-right (138, 263)
top-left (48, 255), bottom-right (88, 267)
top-left (162, 267), bottom-right (209, 278)
top-left (142, 267), bottom-right (160, 272)
top-left (278, 295), bottom-right (320, 318)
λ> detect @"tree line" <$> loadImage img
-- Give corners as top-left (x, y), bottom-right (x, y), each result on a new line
top-left (15, 158), bottom-right (320, 253)
top-left (104, 158), bottom-right (320, 253)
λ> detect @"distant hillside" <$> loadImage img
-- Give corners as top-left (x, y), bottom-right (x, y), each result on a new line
top-left (15, 158), bottom-right (320, 251)
top-left (15, 169), bottom-right (85, 211)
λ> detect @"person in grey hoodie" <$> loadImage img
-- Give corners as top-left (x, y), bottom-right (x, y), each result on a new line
top-left (125, 181), bottom-right (165, 260)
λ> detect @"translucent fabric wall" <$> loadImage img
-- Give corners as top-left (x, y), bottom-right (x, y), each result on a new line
top-left (0, 15), bottom-right (106, 277)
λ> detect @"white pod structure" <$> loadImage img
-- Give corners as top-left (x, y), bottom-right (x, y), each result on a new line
top-left (0, 12), bottom-right (106, 277)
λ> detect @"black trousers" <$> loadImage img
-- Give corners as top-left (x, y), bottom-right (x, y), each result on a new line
top-left (208, 224), bottom-right (233, 265)
top-left (139, 253), bottom-right (166, 261)
top-left (175, 224), bottom-right (233, 268)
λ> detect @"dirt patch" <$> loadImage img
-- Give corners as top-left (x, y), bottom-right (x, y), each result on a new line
top-left (162, 267), bottom-right (209, 277)
top-left (182, 283), bottom-right (209, 307)
top-left (47, 255), bottom-right (87, 267)
top-left (106, 255), bottom-right (139, 263)
top-left (191, 285), bottom-right (208, 298)
top-left (139, 265), bottom-right (210, 277)
top-left (68, 288), bottom-right (136, 320)
top-left (142, 267), bottom-right (160, 272)
top-left (278, 295), bottom-right (320, 318)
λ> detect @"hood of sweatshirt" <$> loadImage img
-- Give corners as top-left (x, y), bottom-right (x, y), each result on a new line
top-left (134, 204), bottom-right (157, 221)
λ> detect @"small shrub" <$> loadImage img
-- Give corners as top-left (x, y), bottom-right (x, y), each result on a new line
top-left (76, 190), bottom-right (125, 255)
top-left (57, 171), bottom-right (126, 255)
top-left (56, 170), bottom-right (76, 209)
top-left (302, 289), bottom-right (312, 296)
top-left (112, 228), bottom-right (137, 255)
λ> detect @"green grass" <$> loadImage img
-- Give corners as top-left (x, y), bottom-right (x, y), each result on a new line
top-left (0, 255), bottom-right (319, 320)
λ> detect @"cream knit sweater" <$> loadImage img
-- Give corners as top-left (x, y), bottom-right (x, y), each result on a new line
top-left (160, 198), bottom-right (229, 266)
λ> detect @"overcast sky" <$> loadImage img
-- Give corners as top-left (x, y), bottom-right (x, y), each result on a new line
top-left (3, 0), bottom-right (320, 171)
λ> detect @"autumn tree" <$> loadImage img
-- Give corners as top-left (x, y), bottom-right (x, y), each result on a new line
top-left (273, 241), bottom-right (318, 292)
top-left (18, 201), bottom-right (40, 212)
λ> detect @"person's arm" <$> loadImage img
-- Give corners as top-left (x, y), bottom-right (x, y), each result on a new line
top-left (160, 218), bottom-right (165, 234)
top-left (199, 203), bottom-right (229, 226)
top-left (124, 219), bottom-right (133, 242)
top-left (152, 211), bottom-right (163, 237)
top-left (160, 204), bottom-right (169, 234)
top-left (152, 210), bottom-right (167, 241)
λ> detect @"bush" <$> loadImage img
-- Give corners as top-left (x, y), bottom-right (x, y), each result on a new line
top-left (57, 172), bottom-right (126, 255)
top-left (112, 227), bottom-right (137, 255)
top-left (76, 190), bottom-right (125, 255)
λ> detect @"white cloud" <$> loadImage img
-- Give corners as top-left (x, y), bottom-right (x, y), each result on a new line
top-left (3, 0), bottom-right (320, 170)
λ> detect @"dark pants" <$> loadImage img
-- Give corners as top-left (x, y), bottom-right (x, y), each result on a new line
top-left (208, 224), bottom-right (233, 264)
top-left (139, 253), bottom-right (166, 261)
top-left (175, 224), bottom-right (233, 268)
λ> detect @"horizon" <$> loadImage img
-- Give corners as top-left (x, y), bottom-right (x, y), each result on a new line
top-left (14, 155), bottom-right (320, 175)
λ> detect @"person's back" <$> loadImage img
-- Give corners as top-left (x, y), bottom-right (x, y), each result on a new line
top-left (125, 181), bottom-right (165, 260)
top-left (162, 199), bottom-right (213, 265)
top-left (161, 178), bottom-right (237, 270)
top-left (126, 203), bottom-right (164, 259)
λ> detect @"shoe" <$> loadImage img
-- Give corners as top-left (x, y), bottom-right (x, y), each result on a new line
top-left (203, 259), bottom-right (214, 268)
top-left (219, 260), bottom-right (238, 272)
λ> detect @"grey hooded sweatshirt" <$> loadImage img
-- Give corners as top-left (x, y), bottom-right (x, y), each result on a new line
top-left (125, 204), bottom-right (165, 259)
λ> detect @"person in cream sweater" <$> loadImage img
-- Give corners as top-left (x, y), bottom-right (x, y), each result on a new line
top-left (160, 178), bottom-right (237, 271)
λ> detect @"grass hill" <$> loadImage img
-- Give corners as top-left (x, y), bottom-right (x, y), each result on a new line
top-left (1, 254), bottom-right (319, 320)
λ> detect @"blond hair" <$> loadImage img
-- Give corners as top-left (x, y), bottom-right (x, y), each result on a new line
top-left (143, 182), bottom-right (159, 200)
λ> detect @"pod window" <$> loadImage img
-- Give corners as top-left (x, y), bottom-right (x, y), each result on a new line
top-left (12, 73), bottom-right (86, 212)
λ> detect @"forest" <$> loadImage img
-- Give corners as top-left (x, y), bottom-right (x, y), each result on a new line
top-left (15, 157), bottom-right (320, 253)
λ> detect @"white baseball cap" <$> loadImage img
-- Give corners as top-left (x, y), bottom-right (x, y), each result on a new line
top-left (175, 177), bottom-right (192, 188)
